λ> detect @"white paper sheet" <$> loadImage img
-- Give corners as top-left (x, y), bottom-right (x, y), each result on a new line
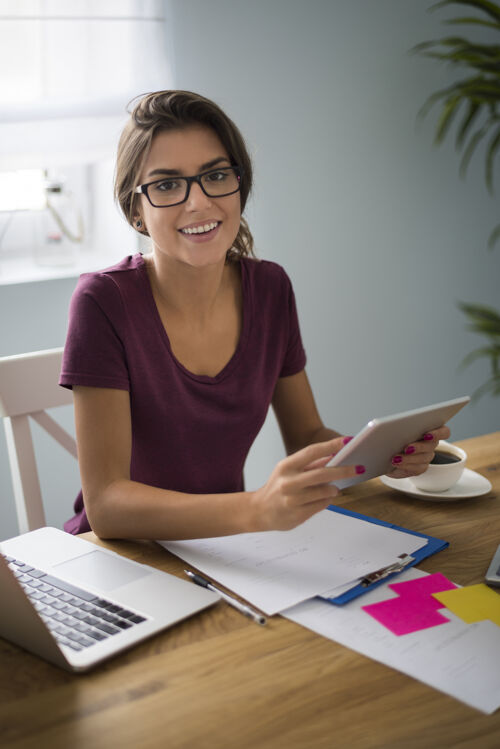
top-left (158, 509), bottom-right (425, 615)
top-left (283, 567), bottom-right (500, 714)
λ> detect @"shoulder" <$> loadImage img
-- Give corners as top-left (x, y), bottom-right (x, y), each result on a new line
top-left (76, 254), bottom-right (143, 292)
top-left (72, 254), bottom-right (145, 305)
top-left (240, 256), bottom-right (293, 292)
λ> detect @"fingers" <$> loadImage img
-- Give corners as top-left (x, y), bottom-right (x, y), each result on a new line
top-left (269, 436), bottom-right (365, 516)
top-left (286, 436), bottom-right (349, 471)
top-left (288, 496), bottom-right (338, 527)
top-left (303, 453), bottom-right (338, 472)
top-left (295, 483), bottom-right (341, 505)
top-left (423, 425), bottom-right (450, 444)
top-left (280, 456), bottom-right (364, 504)
top-left (388, 425), bottom-right (452, 479)
top-left (294, 463), bottom-right (365, 492)
top-left (387, 465), bottom-right (426, 479)
top-left (401, 426), bottom-right (450, 455)
top-left (268, 466), bottom-right (340, 510)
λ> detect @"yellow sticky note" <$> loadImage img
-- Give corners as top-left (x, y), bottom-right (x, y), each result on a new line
top-left (433, 584), bottom-right (500, 627)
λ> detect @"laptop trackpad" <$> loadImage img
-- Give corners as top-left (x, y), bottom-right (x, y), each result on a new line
top-left (53, 550), bottom-right (152, 592)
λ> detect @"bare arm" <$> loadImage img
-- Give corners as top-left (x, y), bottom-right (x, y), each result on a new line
top-left (271, 370), bottom-right (451, 480)
top-left (272, 370), bottom-right (342, 453)
top-left (73, 385), bottom-right (360, 540)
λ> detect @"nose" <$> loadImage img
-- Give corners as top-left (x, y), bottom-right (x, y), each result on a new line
top-left (185, 179), bottom-right (213, 210)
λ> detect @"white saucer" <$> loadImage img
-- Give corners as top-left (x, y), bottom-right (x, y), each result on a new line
top-left (380, 468), bottom-right (493, 502)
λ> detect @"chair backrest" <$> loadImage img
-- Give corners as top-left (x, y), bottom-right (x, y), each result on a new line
top-left (0, 348), bottom-right (77, 534)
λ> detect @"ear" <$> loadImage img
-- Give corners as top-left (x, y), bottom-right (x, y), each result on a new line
top-left (133, 216), bottom-right (144, 231)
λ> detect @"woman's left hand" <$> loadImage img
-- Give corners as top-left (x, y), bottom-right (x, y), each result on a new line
top-left (386, 425), bottom-right (451, 479)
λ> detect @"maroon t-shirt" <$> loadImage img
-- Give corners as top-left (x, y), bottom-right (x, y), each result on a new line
top-left (59, 253), bottom-right (306, 534)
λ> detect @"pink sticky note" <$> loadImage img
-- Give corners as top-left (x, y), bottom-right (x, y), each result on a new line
top-left (389, 572), bottom-right (457, 601)
top-left (362, 596), bottom-right (451, 636)
top-left (362, 573), bottom-right (458, 636)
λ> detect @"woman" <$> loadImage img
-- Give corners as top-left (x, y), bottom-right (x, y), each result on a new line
top-left (60, 90), bottom-right (448, 539)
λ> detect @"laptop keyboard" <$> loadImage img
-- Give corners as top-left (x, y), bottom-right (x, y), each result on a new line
top-left (2, 553), bottom-right (147, 652)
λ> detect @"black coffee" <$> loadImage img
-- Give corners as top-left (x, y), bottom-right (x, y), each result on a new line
top-left (430, 450), bottom-right (461, 465)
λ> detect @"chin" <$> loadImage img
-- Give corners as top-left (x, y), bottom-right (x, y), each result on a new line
top-left (177, 246), bottom-right (230, 269)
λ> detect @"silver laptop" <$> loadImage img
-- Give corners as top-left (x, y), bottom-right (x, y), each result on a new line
top-left (0, 526), bottom-right (218, 672)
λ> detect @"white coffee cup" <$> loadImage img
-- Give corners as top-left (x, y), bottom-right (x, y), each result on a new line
top-left (409, 440), bottom-right (467, 493)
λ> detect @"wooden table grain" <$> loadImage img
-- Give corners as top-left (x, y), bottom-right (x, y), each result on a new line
top-left (1, 432), bottom-right (499, 749)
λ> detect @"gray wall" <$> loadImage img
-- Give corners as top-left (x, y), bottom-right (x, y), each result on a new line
top-left (1, 0), bottom-right (499, 540)
top-left (166, 0), bottom-right (500, 489)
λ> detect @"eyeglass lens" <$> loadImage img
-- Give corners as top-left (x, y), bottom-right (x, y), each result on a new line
top-left (147, 167), bottom-right (240, 206)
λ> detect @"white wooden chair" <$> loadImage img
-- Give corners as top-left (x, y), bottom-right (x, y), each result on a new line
top-left (0, 348), bottom-right (77, 533)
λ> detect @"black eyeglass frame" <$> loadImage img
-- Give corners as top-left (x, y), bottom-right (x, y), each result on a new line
top-left (134, 165), bottom-right (243, 208)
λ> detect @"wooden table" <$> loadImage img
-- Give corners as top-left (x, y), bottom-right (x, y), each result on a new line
top-left (1, 432), bottom-right (499, 749)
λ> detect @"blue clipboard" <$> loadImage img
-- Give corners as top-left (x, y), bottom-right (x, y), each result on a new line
top-left (321, 504), bottom-right (449, 606)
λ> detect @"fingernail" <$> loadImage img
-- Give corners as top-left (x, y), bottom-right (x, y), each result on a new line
top-left (423, 433), bottom-right (434, 441)
top-left (343, 436), bottom-right (353, 445)
top-left (392, 456), bottom-right (403, 465)
top-left (405, 446), bottom-right (415, 455)
top-left (355, 465), bottom-right (366, 474)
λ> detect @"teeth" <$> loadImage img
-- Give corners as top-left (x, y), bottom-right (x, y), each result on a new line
top-left (181, 222), bottom-right (218, 235)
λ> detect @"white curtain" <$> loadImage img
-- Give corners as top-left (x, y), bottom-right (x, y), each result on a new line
top-left (0, 0), bottom-right (172, 169)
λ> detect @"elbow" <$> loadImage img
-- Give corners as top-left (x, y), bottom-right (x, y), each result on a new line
top-left (82, 482), bottom-right (123, 540)
top-left (85, 503), bottom-right (114, 540)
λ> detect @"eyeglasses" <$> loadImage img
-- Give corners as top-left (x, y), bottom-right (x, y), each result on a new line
top-left (134, 166), bottom-right (243, 208)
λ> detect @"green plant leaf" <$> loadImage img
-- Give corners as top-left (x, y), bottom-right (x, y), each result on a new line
top-left (459, 302), bottom-right (500, 335)
top-left (468, 374), bottom-right (500, 401)
top-left (460, 122), bottom-right (493, 176)
top-left (485, 121), bottom-right (500, 189)
top-left (456, 100), bottom-right (482, 146)
top-left (414, 31), bottom-right (500, 65)
top-left (436, 95), bottom-right (464, 141)
top-left (431, 0), bottom-right (500, 24)
top-left (487, 221), bottom-right (500, 246)
top-left (456, 78), bottom-right (500, 97)
top-left (458, 300), bottom-right (500, 401)
top-left (460, 345), bottom-right (500, 368)
top-left (445, 16), bottom-right (500, 28)
top-left (459, 301), bottom-right (500, 320)
top-left (459, 303), bottom-right (500, 322)
top-left (412, 40), bottom-right (441, 53)
top-left (419, 2), bottom-right (500, 399)
top-left (417, 84), bottom-right (462, 120)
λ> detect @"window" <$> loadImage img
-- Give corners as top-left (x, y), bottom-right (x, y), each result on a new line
top-left (0, 0), bottom-right (171, 279)
top-left (0, 170), bottom-right (45, 213)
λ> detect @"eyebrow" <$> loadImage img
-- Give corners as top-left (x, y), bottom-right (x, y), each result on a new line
top-left (146, 157), bottom-right (231, 178)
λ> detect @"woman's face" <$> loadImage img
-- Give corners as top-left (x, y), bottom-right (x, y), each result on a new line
top-left (136, 124), bottom-right (242, 269)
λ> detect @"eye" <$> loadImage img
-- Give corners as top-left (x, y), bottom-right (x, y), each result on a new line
top-left (205, 169), bottom-right (229, 183)
top-left (153, 179), bottom-right (180, 192)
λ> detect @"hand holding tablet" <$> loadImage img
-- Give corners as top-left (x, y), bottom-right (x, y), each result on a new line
top-left (327, 396), bottom-right (470, 490)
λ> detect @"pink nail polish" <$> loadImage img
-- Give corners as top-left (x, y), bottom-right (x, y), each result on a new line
top-left (392, 456), bottom-right (403, 465)
top-left (405, 446), bottom-right (415, 455)
top-left (355, 465), bottom-right (366, 474)
top-left (423, 433), bottom-right (434, 441)
top-left (343, 436), bottom-right (353, 445)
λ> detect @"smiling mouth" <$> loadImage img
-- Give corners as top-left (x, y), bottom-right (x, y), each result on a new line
top-left (180, 221), bottom-right (219, 235)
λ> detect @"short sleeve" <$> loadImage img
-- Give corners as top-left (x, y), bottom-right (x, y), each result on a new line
top-left (279, 272), bottom-right (307, 378)
top-left (59, 274), bottom-right (130, 391)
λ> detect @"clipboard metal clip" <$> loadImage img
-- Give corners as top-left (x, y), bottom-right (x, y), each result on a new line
top-left (360, 553), bottom-right (415, 587)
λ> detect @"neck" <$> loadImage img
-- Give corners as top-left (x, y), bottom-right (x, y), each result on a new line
top-left (144, 251), bottom-right (231, 322)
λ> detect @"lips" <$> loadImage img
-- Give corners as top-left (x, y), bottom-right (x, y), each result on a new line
top-left (179, 221), bottom-right (219, 235)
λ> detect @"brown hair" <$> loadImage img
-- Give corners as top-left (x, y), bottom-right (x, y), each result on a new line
top-left (114, 90), bottom-right (255, 260)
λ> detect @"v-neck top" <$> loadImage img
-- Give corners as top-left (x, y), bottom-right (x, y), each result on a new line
top-left (60, 253), bottom-right (306, 534)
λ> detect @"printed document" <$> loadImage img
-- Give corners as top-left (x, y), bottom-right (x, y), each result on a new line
top-left (283, 567), bottom-right (500, 714)
top-left (158, 509), bottom-right (425, 615)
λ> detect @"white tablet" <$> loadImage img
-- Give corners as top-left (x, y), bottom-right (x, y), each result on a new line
top-left (327, 396), bottom-right (470, 489)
